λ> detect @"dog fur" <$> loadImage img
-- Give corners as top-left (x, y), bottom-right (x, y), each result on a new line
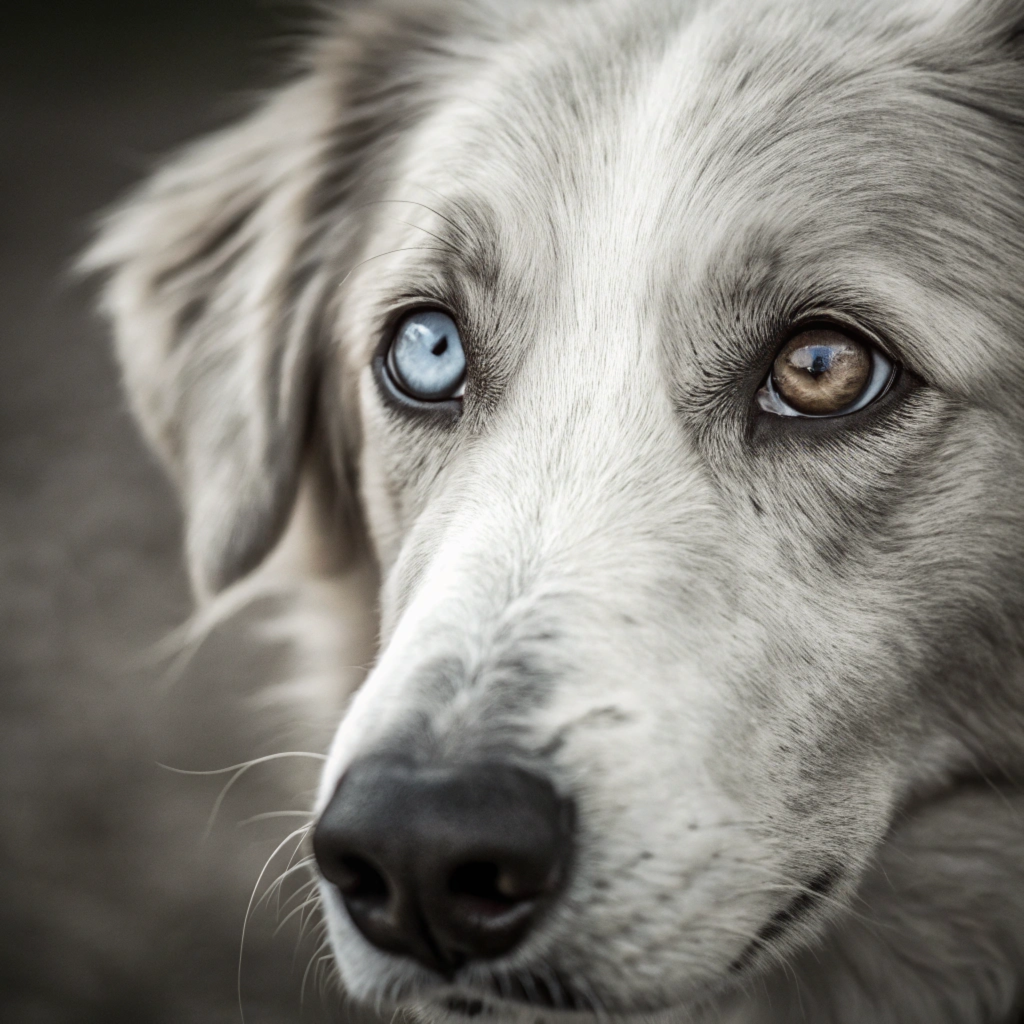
top-left (88, 0), bottom-right (1024, 1020)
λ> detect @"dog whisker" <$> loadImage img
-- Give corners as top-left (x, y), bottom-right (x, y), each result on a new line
top-left (533, 961), bottom-right (570, 1011)
top-left (262, 864), bottom-right (313, 921)
top-left (728, 881), bottom-right (884, 933)
top-left (141, 573), bottom-right (292, 687)
top-left (236, 809), bottom-right (314, 828)
top-left (316, 950), bottom-right (337, 998)
top-left (572, 970), bottom-right (612, 1024)
top-left (157, 752), bottom-right (323, 839)
top-left (273, 892), bottom-right (321, 937)
top-left (373, 180), bottom-right (478, 244)
top-left (704, 922), bottom-right (766, 945)
top-left (238, 825), bottom-right (312, 1024)
top-left (294, 915), bottom-right (328, 972)
top-left (296, 891), bottom-right (324, 944)
top-left (715, 859), bottom-right (886, 935)
top-left (255, 855), bottom-right (315, 914)
top-left (335, 245), bottom-right (453, 294)
top-left (376, 198), bottom-right (467, 242)
top-left (275, 872), bottom-right (317, 914)
top-left (300, 935), bottom-right (332, 1009)
top-left (361, 202), bottom-right (466, 256)
top-left (276, 824), bottom-right (316, 917)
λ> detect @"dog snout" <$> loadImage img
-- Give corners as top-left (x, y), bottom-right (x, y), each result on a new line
top-left (313, 756), bottom-right (573, 975)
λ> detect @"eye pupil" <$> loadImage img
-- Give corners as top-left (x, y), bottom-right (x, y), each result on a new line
top-left (431, 337), bottom-right (449, 357)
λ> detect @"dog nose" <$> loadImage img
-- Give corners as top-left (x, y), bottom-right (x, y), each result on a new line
top-left (313, 756), bottom-right (572, 974)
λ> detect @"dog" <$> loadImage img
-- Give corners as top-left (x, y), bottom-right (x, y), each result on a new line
top-left (86, 0), bottom-right (1024, 1020)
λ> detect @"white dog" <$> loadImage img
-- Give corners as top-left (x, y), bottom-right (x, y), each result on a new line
top-left (88, 0), bottom-right (1024, 1020)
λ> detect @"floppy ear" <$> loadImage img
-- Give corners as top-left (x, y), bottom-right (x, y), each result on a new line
top-left (87, 0), bottom-right (521, 597)
top-left (86, 73), bottom-right (341, 598)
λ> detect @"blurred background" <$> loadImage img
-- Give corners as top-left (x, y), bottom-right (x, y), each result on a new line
top-left (1, 3), bottom-right (349, 1021)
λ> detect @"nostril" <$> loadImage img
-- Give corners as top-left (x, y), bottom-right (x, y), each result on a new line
top-left (448, 861), bottom-right (521, 906)
top-left (447, 860), bottom-right (549, 918)
top-left (331, 854), bottom-right (389, 903)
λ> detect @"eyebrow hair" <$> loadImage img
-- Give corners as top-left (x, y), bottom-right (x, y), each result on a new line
top-left (360, 189), bottom-right (505, 298)
top-left (429, 191), bottom-right (505, 292)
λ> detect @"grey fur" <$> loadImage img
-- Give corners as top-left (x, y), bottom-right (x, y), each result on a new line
top-left (91, 0), bottom-right (1024, 1021)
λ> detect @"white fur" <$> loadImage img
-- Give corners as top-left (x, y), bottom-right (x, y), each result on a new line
top-left (89, 0), bottom-right (1024, 1020)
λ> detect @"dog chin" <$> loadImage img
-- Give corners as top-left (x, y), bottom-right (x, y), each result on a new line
top-left (326, 902), bottom-right (734, 1024)
top-left (416, 995), bottom-right (630, 1024)
top-left (344, 960), bottom-right (722, 1024)
top-left (374, 988), bottom-right (685, 1024)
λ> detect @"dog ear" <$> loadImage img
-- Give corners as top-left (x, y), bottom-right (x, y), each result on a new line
top-left (86, 73), bottom-right (342, 598)
top-left (86, 0), bottom-right (525, 597)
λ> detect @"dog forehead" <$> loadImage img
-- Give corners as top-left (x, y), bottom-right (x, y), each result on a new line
top-left (373, 0), bottom-right (1024, 402)
top-left (395, 0), bottom-right (946, 231)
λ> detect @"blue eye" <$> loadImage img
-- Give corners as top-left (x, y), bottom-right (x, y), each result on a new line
top-left (385, 311), bottom-right (466, 402)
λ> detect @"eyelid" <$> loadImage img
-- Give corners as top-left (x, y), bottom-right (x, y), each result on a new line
top-left (788, 312), bottom-right (896, 363)
top-left (378, 297), bottom-right (458, 340)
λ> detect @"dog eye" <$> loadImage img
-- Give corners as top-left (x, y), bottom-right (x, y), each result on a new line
top-left (757, 327), bottom-right (895, 418)
top-left (385, 310), bottom-right (466, 402)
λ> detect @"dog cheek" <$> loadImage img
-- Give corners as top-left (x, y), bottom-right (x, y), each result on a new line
top-left (527, 631), bottom-right (900, 975)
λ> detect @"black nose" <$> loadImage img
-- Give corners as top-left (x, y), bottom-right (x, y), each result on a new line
top-left (313, 756), bottom-right (572, 974)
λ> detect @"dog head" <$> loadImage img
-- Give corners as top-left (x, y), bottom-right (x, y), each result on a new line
top-left (91, 0), bottom-right (1024, 1018)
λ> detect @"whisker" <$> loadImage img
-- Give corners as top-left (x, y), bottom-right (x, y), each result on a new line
top-left (730, 880), bottom-right (880, 927)
top-left (535, 961), bottom-right (568, 1011)
top-left (238, 826), bottom-right (312, 1024)
top-left (357, 199), bottom-right (465, 251)
top-left (276, 874), bottom-right (317, 916)
top-left (301, 936), bottom-right (332, 1008)
top-left (294, 914), bottom-right (327, 970)
top-left (274, 893), bottom-right (321, 937)
top-left (159, 752), bottom-right (327, 775)
top-left (720, 863), bottom-right (885, 933)
top-left (385, 217), bottom-right (462, 254)
top-left (693, 819), bottom-right (769, 831)
top-left (492, 967), bottom-right (511, 1003)
top-left (369, 181), bottom-right (474, 242)
top-left (236, 810), bottom-right (313, 828)
top-left (336, 245), bottom-right (451, 294)
top-left (704, 922), bottom-right (764, 944)
top-left (574, 972), bottom-right (611, 1024)
top-left (316, 951), bottom-right (336, 998)
top-left (277, 822), bottom-right (317, 917)
top-left (782, 959), bottom-right (808, 1021)
top-left (255, 855), bottom-right (315, 913)
top-left (391, 198), bottom-right (465, 239)
top-left (403, 180), bottom-right (484, 243)
top-left (142, 573), bottom-right (291, 686)
top-left (157, 752), bottom-right (324, 839)
top-left (297, 889), bottom-right (324, 946)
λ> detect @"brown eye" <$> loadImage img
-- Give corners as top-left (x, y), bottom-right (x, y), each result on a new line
top-left (772, 329), bottom-right (870, 415)
top-left (758, 326), bottom-right (895, 419)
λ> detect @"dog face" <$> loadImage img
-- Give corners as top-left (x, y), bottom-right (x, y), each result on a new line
top-left (91, 0), bottom-right (1024, 1019)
